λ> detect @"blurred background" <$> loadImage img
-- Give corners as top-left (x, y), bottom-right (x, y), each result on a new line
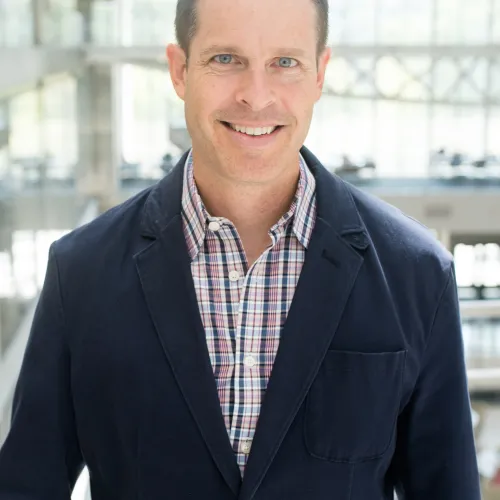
top-left (0, 0), bottom-right (499, 498)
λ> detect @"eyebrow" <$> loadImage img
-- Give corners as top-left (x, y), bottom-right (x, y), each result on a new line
top-left (199, 45), bottom-right (241, 59)
top-left (199, 45), bottom-right (309, 59)
top-left (272, 48), bottom-right (308, 58)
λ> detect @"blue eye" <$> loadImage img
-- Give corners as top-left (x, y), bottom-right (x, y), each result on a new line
top-left (278, 57), bottom-right (298, 68)
top-left (213, 54), bottom-right (233, 64)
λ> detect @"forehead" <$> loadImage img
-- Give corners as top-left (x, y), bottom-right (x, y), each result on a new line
top-left (193, 0), bottom-right (318, 53)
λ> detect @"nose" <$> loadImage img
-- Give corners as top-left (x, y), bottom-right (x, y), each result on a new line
top-left (235, 69), bottom-right (276, 112)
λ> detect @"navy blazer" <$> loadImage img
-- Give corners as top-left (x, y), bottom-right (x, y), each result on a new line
top-left (0, 147), bottom-right (480, 499)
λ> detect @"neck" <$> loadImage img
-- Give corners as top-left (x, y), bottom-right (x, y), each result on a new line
top-left (191, 151), bottom-right (301, 263)
top-left (194, 162), bottom-right (299, 229)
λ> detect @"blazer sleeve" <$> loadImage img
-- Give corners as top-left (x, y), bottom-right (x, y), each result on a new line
top-left (393, 263), bottom-right (482, 499)
top-left (0, 244), bottom-right (84, 499)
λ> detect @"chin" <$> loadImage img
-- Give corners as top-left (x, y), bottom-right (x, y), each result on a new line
top-left (222, 155), bottom-right (288, 184)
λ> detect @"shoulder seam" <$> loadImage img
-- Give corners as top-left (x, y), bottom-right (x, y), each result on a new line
top-left (50, 242), bottom-right (69, 342)
top-left (425, 260), bottom-right (454, 355)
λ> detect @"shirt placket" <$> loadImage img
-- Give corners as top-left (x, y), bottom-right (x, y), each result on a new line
top-left (215, 224), bottom-right (248, 462)
top-left (230, 236), bottom-right (280, 472)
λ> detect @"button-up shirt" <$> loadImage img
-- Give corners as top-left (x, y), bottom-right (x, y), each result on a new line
top-left (181, 151), bottom-right (317, 476)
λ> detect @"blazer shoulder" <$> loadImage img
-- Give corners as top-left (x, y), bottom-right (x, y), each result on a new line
top-left (343, 180), bottom-right (453, 272)
top-left (52, 186), bottom-right (153, 265)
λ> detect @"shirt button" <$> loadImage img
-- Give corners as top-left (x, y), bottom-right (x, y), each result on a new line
top-left (229, 270), bottom-right (240, 282)
top-left (241, 440), bottom-right (252, 455)
top-left (243, 355), bottom-right (257, 368)
top-left (208, 221), bottom-right (221, 232)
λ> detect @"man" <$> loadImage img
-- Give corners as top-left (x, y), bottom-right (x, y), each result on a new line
top-left (0, 0), bottom-right (481, 498)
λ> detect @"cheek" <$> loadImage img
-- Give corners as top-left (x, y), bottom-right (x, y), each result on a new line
top-left (203, 89), bottom-right (234, 123)
top-left (281, 87), bottom-right (315, 122)
top-left (280, 75), bottom-right (317, 102)
top-left (185, 90), bottom-right (224, 138)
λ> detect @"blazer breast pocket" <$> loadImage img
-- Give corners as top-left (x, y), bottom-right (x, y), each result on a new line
top-left (304, 349), bottom-right (406, 463)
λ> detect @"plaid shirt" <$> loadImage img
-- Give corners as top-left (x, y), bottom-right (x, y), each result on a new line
top-left (181, 151), bottom-right (317, 476)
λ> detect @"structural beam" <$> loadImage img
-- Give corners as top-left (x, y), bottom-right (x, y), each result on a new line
top-left (0, 48), bottom-right (85, 98)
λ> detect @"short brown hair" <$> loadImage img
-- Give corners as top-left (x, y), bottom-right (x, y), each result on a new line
top-left (175, 0), bottom-right (329, 62)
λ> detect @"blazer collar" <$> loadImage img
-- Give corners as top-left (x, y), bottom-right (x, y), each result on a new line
top-left (140, 146), bottom-right (368, 249)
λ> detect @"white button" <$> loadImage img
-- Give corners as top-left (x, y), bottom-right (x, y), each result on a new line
top-left (229, 270), bottom-right (240, 282)
top-left (243, 355), bottom-right (257, 368)
top-left (241, 440), bottom-right (252, 454)
top-left (208, 221), bottom-right (221, 232)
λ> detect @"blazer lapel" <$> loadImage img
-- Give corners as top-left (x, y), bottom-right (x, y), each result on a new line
top-left (239, 147), bottom-right (371, 500)
top-left (135, 154), bottom-right (242, 496)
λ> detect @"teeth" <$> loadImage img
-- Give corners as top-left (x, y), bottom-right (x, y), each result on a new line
top-left (229, 124), bottom-right (277, 136)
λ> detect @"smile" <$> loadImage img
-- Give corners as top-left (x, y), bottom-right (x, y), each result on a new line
top-left (220, 121), bottom-right (284, 137)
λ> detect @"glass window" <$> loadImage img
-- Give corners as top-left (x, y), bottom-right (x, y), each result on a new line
top-left (0, 251), bottom-right (14, 298)
top-left (374, 101), bottom-right (429, 176)
top-left (350, 58), bottom-right (378, 98)
top-left (42, 78), bottom-right (78, 179)
top-left (436, 0), bottom-right (462, 44)
top-left (311, 97), bottom-right (434, 177)
top-left (437, 0), bottom-right (491, 44)
top-left (455, 244), bottom-right (500, 288)
top-left (334, 0), bottom-right (377, 45)
top-left (326, 57), bottom-right (379, 99)
top-left (431, 105), bottom-right (457, 155)
top-left (325, 58), bottom-right (357, 94)
top-left (0, 148), bottom-right (8, 181)
top-left (397, 103), bottom-right (430, 176)
top-left (400, 58), bottom-right (432, 101)
top-left (374, 100), bottom-right (400, 176)
top-left (328, 0), bottom-right (348, 46)
top-left (376, 57), bottom-right (431, 102)
top-left (432, 105), bottom-right (486, 157)
top-left (377, 0), bottom-right (432, 44)
top-left (487, 108), bottom-right (500, 157)
top-left (460, 0), bottom-right (491, 44)
top-left (12, 231), bottom-right (38, 299)
top-left (0, 1), bottom-right (5, 46)
top-left (434, 58), bottom-right (459, 101)
top-left (10, 91), bottom-right (41, 160)
top-left (308, 96), bottom-right (377, 168)
top-left (1, 0), bottom-right (33, 46)
top-left (42, 3), bottom-right (83, 46)
top-left (494, 0), bottom-right (500, 42)
top-left (491, 59), bottom-right (500, 103)
top-left (91, 0), bottom-right (119, 45)
top-left (0, 101), bottom-right (8, 149)
top-left (337, 99), bottom-right (375, 162)
top-left (306, 96), bottom-right (348, 168)
top-left (455, 107), bottom-right (486, 158)
top-left (451, 57), bottom-right (488, 105)
top-left (122, 65), bottom-right (170, 169)
top-left (129, 0), bottom-right (176, 45)
top-left (433, 57), bottom-right (488, 105)
top-left (455, 244), bottom-right (477, 287)
top-left (377, 56), bottom-right (407, 97)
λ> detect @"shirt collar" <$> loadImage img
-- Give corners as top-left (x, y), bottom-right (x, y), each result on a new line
top-left (181, 150), bottom-right (316, 261)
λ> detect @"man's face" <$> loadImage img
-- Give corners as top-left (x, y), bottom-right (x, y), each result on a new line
top-left (167, 0), bottom-right (331, 184)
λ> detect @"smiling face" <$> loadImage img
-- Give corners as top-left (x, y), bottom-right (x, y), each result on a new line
top-left (167, 0), bottom-right (331, 185)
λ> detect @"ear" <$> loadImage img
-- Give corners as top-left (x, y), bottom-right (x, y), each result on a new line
top-left (315, 46), bottom-right (332, 102)
top-left (166, 44), bottom-right (188, 101)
